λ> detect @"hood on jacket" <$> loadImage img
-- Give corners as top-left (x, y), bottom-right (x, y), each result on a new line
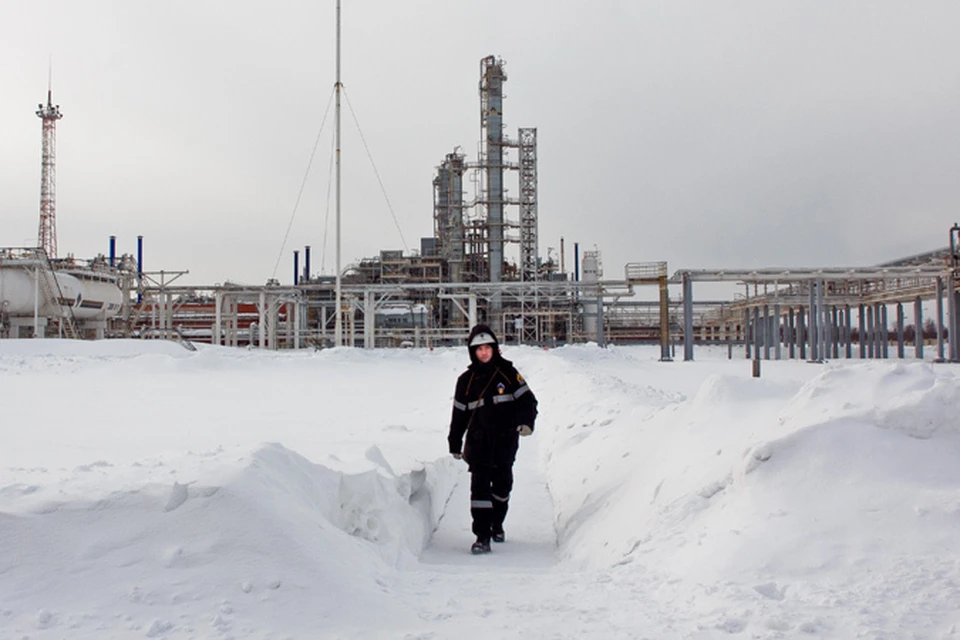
top-left (466, 324), bottom-right (501, 367)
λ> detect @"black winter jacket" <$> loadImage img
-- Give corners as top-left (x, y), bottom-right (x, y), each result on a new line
top-left (447, 327), bottom-right (538, 469)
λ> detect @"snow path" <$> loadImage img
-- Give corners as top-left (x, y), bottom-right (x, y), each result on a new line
top-left (417, 439), bottom-right (557, 569)
top-left (390, 353), bottom-right (668, 640)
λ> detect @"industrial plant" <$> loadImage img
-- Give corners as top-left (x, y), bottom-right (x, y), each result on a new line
top-left (3, 57), bottom-right (960, 364)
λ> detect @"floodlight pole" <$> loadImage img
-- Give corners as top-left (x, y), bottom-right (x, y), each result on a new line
top-left (334, 0), bottom-right (343, 347)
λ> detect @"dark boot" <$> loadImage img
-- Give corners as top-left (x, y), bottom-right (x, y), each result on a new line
top-left (471, 537), bottom-right (491, 554)
top-left (491, 528), bottom-right (505, 543)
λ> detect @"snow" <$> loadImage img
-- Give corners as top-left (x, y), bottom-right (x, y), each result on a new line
top-left (2, 340), bottom-right (959, 638)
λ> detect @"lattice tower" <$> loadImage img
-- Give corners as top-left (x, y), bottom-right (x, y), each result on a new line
top-left (36, 89), bottom-right (63, 259)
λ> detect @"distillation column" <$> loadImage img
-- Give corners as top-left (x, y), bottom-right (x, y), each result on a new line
top-left (433, 151), bottom-right (466, 283)
top-left (480, 56), bottom-right (506, 320)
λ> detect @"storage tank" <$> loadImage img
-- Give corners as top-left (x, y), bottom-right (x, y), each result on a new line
top-left (0, 265), bottom-right (122, 320)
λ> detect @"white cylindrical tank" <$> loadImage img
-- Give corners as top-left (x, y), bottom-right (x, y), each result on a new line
top-left (0, 265), bottom-right (122, 320)
top-left (0, 267), bottom-right (44, 315)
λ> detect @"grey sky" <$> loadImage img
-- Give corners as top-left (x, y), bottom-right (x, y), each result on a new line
top-left (2, 1), bottom-right (959, 286)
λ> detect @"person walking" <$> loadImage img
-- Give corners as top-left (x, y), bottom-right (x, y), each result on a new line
top-left (448, 324), bottom-right (538, 554)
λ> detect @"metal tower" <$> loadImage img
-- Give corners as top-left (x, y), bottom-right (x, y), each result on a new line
top-left (518, 127), bottom-right (538, 282)
top-left (433, 150), bottom-right (466, 283)
top-left (479, 56), bottom-right (506, 284)
top-left (36, 89), bottom-right (63, 259)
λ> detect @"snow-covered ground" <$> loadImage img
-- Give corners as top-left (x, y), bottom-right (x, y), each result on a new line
top-left (1, 339), bottom-right (959, 639)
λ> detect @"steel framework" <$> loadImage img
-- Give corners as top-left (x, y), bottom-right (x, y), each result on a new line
top-left (518, 128), bottom-right (538, 282)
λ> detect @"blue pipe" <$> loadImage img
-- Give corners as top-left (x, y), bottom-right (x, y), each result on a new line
top-left (304, 245), bottom-right (311, 281)
top-left (574, 243), bottom-right (580, 281)
top-left (294, 250), bottom-right (300, 286)
top-left (109, 235), bottom-right (116, 267)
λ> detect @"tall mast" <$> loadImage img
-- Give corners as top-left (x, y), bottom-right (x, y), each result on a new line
top-left (36, 70), bottom-right (63, 259)
top-left (334, 0), bottom-right (343, 346)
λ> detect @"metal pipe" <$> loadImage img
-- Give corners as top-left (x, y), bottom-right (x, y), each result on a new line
top-left (109, 235), bottom-right (116, 267)
top-left (294, 250), bottom-right (300, 287)
top-left (304, 245), bottom-right (311, 282)
top-left (560, 236), bottom-right (565, 277)
top-left (574, 243), bottom-right (580, 282)
top-left (334, 0), bottom-right (342, 346)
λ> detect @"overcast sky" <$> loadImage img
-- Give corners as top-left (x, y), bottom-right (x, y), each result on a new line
top-left (2, 1), bottom-right (959, 286)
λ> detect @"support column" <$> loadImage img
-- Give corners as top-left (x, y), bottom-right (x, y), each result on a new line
top-left (744, 307), bottom-right (751, 359)
top-left (774, 303), bottom-right (782, 360)
top-left (258, 290), bottom-right (267, 349)
top-left (753, 307), bottom-right (761, 361)
top-left (936, 276), bottom-right (945, 361)
top-left (787, 307), bottom-right (796, 359)
top-left (914, 296), bottom-right (924, 359)
top-left (954, 288), bottom-right (960, 362)
top-left (952, 280), bottom-right (960, 362)
top-left (294, 300), bottom-right (301, 350)
top-left (831, 307), bottom-right (839, 359)
top-left (896, 303), bottom-right (905, 359)
top-left (867, 305), bottom-right (876, 359)
top-left (845, 305), bottom-right (853, 359)
top-left (763, 305), bottom-right (770, 361)
top-left (880, 305), bottom-right (889, 359)
top-left (808, 283), bottom-right (819, 361)
top-left (798, 306), bottom-right (806, 360)
top-left (469, 294), bottom-right (478, 329)
top-left (859, 304), bottom-right (867, 360)
top-left (364, 290), bottom-right (374, 349)
top-left (214, 292), bottom-right (222, 346)
top-left (682, 275), bottom-right (694, 361)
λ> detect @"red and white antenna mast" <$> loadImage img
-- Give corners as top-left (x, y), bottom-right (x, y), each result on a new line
top-left (36, 71), bottom-right (63, 259)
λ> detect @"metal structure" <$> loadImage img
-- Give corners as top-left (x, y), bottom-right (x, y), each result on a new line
top-left (433, 150), bottom-right (466, 283)
top-left (518, 127), bottom-right (538, 282)
top-left (479, 56), bottom-right (507, 288)
top-left (36, 89), bottom-right (63, 259)
top-left (425, 56), bottom-right (544, 333)
top-left (673, 259), bottom-right (959, 363)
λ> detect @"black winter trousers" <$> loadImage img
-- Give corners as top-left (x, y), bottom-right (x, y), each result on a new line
top-left (469, 465), bottom-right (513, 539)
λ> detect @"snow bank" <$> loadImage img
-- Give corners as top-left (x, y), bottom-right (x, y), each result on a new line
top-left (3, 341), bottom-right (960, 638)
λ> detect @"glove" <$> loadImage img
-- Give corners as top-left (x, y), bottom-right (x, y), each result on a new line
top-left (517, 425), bottom-right (532, 437)
top-left (451, 452), bottom-right (462, 460)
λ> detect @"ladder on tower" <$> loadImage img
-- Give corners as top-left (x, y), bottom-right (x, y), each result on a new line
top-left (34, 261), bottom-right (80, 340)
